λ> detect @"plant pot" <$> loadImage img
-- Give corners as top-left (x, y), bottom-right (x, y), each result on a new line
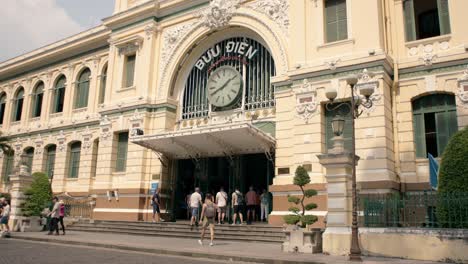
top-left (282, 228), bottom-right (323, 254)
top-left (17, 216), bottom-right (43, 232)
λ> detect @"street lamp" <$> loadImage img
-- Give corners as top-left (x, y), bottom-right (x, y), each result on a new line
top-left (324, 69), bottom-right (378, 261)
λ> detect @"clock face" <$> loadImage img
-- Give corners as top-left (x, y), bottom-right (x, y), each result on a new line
top-left (207, 66), bottom-right (242, 108)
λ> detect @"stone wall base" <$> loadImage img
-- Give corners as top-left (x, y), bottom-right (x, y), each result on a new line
top-left (359, 228), bottom-right (468, 263)
top-left (322, 227), bottom-right (352, 256)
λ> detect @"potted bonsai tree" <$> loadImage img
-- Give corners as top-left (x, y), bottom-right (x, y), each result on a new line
top-left (282, 165), bottom-right (322, 253)
top-left (20, 172), bottom-right (52, 231)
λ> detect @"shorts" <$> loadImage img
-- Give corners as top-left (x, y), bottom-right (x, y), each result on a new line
top-left (233, 205), bottom-right (243, 215)
top-left (247, 205), bottom-right (256, 211)
top-left (202, 217), bottom-right (215, 227)
top-left (218, 206), bottom-right (226, 214)
top-left (152, 204), bottom-right (160, 214)
top-left (191, 207), bottom-right (199, 217)
top-left (1, 216), bottom-right (9, 225)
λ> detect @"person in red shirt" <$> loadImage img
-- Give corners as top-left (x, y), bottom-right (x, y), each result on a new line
top-left (245, 186), bottom-right (257, 225)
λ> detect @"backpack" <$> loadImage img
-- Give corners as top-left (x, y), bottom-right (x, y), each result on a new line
top-left (205, 204), bottom-right (215, 218)
top-left (236, 192), bottom-right (244, 205)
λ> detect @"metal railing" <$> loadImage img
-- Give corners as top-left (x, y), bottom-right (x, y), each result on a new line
top-left (64, 199), bottom-right (92, 219)
top-left (359, 191), bottom-right (468, 228)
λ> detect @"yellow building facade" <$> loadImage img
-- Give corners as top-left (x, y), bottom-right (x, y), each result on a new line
top-left (0, 0), bottom-right (467, 225)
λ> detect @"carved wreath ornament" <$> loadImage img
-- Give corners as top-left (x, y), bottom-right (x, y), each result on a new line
top-left (295, 79), bottom-right (319, 123)
top-left (457, 66), bottom-right (468, 108)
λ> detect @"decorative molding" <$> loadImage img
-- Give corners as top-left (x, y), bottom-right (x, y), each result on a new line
top-left (81, 126), bottom-right (93, 152)
top-left (34, 134), bottom-right (43, 155)
top-left (420, 53), bottom-right (437, 66)
top-left (129, 109), bottom-right (144, 137)
top-left (56, 130), bottom-right (66, 152)
top-left (294, 79), bottom-right (319, 123)
top-left (99, 115), bottom-right (112, 145)
top-left (144, 23), bottom-right (158, 40)
top-left (324, 58), bottom-right (341, 71)
top-left (457, 65), bottom-right (468, 108)
top-left (199, 0), bottom-right (241, 30)
top-left (116, 37), bottom-right (144, 56)
top-left (247, 0), bottom-right (289, 36)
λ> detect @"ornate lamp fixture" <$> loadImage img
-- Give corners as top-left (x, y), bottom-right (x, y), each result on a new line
top-left (324, 69), bottom-right (379, 261)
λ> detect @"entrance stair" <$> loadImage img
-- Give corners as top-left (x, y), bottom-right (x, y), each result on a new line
top-left (67, 220), bottom-right (286, 244)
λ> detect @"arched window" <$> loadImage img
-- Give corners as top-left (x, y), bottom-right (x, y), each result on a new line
top-left (12, 88), bottom-right (24, 121)
top-left (68, 142), bottom-right (81, 178)
top-left (32, 82), bottom-right (44, 118)
top-left (412, 93), bottom-right (458, 158)
top-left (45, 145), bottom-right (56, 178)
top-left (53, 76), bottom-right (66, 113)
top-left (2, 150), bottom-right (14, 182)
top-left (75, 69), bottom-right (91, 109)
top-left (0, 93), bottom-right (6, 125)
top-left (24, 147), bottom-right (34, 173)
top-left (99, 65), bottom-right (107, 104)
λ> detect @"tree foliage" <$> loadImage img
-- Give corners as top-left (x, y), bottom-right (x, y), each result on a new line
top-left (283, 166), bottom-right (318, 228)
top-left (437, 127), bottom-right (468, 227)
top-left (21, 172), bottom-right (52, 217)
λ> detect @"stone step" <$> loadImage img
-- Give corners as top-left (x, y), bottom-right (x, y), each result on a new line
top-left (75, 222), bottom-right (283, 233)
top-left (67, 227), bottom-right (285, 243)
top-left (94, 220), bottom-right (282, 231)
top-left (70, 224), bottom-right (285, 238)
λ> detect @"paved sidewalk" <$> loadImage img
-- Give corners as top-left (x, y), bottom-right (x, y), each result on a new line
top-left (10, 231), bottom-right (446, 264)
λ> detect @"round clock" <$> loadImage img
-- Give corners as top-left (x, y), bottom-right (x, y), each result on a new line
top-left (206, 66), bottom-right (242, 108)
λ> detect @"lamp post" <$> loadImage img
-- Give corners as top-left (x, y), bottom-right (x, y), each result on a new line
top-left (324, 69), bottom-right (378, 261)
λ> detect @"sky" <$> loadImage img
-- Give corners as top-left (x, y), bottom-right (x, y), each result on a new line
top-left (0, 0), bottom-right (115, 63)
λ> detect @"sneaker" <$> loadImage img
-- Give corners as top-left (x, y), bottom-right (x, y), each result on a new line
top-left (231, 223), bottom-right (236, 226)
top-left (160, 219), bottom-right (165, 222)
top-left (209, 242), bottom-right (214, 247)
top-left (198, 240), bottom-right (203, 246)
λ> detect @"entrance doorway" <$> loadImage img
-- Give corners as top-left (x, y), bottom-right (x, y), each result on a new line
top-left (172, 153), bottom-right (273, 220)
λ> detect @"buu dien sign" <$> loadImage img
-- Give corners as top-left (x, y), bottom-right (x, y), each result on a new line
top-left (195, 41), bottom-right (258, 71)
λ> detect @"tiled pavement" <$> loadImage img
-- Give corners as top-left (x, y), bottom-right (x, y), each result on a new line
top-left (9, 231), bottom-right (449, 264)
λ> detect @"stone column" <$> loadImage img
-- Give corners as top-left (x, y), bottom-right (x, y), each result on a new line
top-left (317, 151), bottom-right (359, 255)
top-left (9, 162), bottom-right (32, 231)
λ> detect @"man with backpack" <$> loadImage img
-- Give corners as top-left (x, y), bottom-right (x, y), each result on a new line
top-left (231, 188), bottom-right (245, 225)
top-left (198, 193), bottom-right (217, 246)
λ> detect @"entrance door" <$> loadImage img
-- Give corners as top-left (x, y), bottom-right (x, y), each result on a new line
top-left (171, 153), bottom-right (273, 220)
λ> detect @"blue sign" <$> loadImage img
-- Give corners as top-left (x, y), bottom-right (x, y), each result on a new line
top-left (150, 182), bottom-right (159, 194)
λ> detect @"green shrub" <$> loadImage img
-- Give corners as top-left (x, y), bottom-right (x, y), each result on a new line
top-left (0, 193), bottom-right (11, 201)
top-left (437, 127), bottom-right (468, 228)
top-left (21, 172), bottom-right (52, 217)
top-left (283, 166), bottom-right (318, 228)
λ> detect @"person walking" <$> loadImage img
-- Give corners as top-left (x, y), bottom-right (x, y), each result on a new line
top-left (246, 186), bottom-right (257, 225)
top-left (48, 197), bottom-right (60, 235)
top-left (58, 200), bottom-right (66, 235)
top-left (1, 199), bottom-right (11, 237)
top-left (198, 193), bottom-right (217, 246)
top-left (260, 189), bottom-right (270, 222)
top-left (215, 187), bottom-right (227, 224)
top-left (190, 187), bottom-right (202, 230)
top-left (231, 188), bottom-right (244, 225)
top-left (151, 188), bottom-right (161, 223)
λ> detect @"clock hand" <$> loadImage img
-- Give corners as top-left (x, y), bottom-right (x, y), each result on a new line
top-left (210, 76), bottom-right (237, 96)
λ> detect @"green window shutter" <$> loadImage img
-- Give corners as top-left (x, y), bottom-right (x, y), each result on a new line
top-left (437, 109), bottom-right (458, 156)
top-left (325, 102), bottom-right (352, 152)
top-left (125, 55), bottom-right (136, 87)
top-left (25, 148), bottom-right (34, 173)
top-left (2, 153), bottom-right (14, 182)
top-left (68, 143), bottom-right (81, 178)
top-left (99, 68), bottom-right (107, 104)
top-left (437, 0), bottom-right (451, 35)
top-left (403, 0), bottom-right (416, 41)
top-left (115, 132), bottom-right (129, 172)
top-left (54, 77), bottom-right (66, 113)
top-left (413, 113), bottom-right (426, 158)
top-left (0, 94), bottom-right (6, 125)
top-left (325, 0), bottom-right (347, 43)
top-left (46, 146), bottom-right (56, 178)
top-left (75, 70), bottom-right (90, 109)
